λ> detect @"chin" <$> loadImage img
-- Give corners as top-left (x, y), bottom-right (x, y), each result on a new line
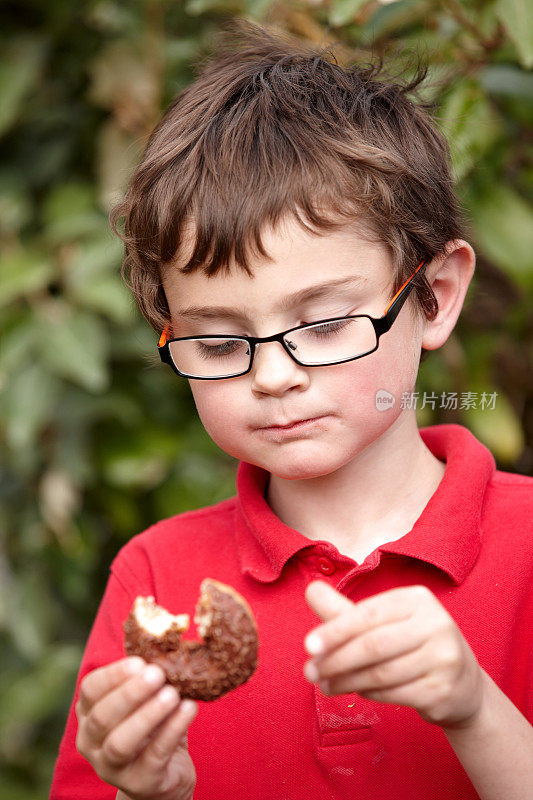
top-left (258, 449), bottom-right (348, 481)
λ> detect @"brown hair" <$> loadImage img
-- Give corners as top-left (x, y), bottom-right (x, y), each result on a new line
top-left (110, 17), bottom-right (466, 336)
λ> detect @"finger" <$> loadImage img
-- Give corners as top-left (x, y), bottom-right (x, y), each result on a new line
top-left (325, 673), bottom-right (434, 713)
top-left (101, 684), bottom-right (183, 768)
top-left (82, 665), bottom-right (167, 746)
top-left (140, 699), bottom-right (198, 768)
top-left (320, 644), bottom-right (429, 697)
top-left (304, 581), bottom-right (354, 624)
top-left (77, 657), bottom-right (146, 716)
top-left (304, 583), bottom-right (428, 656)
top-left (305, 616), bottom-right (427, 682)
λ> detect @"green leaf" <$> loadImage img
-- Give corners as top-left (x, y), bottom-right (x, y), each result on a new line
top-left (328, 0), bottom-right (369, 27)
top-left (52, 417), bottom-right (94, 486)
top-left (96, 120), bottom-right (144, 211)
top-left (468, 185), bottom-right (533, 289)
top-left (67, 235), bottom-right (124, 279)
top-left (164, 38), bottom-right (200, 68)
top-left (84, 1), bottom-right (138, 34)
top-left (439, 80), bottom-right (501, 182)
top-left (0, 314), bottom-right (38, 376)
top-left (57, 385), bottom-right (143, 428)
top-left (479, 64), bottom-right (533, 100)
top-left (497, 0), bottom-right (533, 68)
top-left (465, 392), bottom-right (524, 463)
top-left (71, 275), bottom-right (134, 323)
top-left (185, 0), bottom-right (242, 14)
top-left (362, 0), bottom-right (430, 40)
top-left (244, 0), bottom-right (274, 19)
top-left (103, 452), bottom-right (167, 488)
top-left (41, 182), bottom-right (105, 243)
top-left (0, 645), bottom-right (81, 760)
top-left (4, 569), bottom-right (56, 659)
top-left (0, 37), bottom-right (47, 137)
top-left (65, 236), bottom-right (134, 323)
top-left (0, 775), bottom-right (43, 800)
top-left (98, 426), bottom-right (180, 488)
top-left (38, 309), bottom-right (110, 392)
top-left (0, 363), bottom-right (61, 450)
top-left (0, 249), bottom-right (54, 308)
top-left (0, 171), bottom-right (32, 234)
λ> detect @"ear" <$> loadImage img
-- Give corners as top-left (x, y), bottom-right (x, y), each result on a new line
top-left (421, 240), bottom-right (475, 351)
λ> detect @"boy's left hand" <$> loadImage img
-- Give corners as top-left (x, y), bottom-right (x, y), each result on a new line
top-left (303, 580), bottom-right (487, 730)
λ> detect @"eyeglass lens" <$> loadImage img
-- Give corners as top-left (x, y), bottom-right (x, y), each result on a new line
top-left (167, 317), bottom-right (378, 378)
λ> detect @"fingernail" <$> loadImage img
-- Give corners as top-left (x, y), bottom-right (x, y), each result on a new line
top-left (304, 661), bottom-right (319, 682)
top-left (143, 665), bottom-right (164, 685)
top-left (320, 679), bottom-right (330, 695)
top-left (181, 699), bottom-right (197, 715)
top-left (158, 686), bottom-right (179, 704)
top-left (305, 633), bottom-right (324, 655)
top-left (126, 657), bottom-right (144, 674)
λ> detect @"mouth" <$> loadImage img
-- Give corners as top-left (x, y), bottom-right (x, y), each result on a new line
top-left (259, 416), bottom-right (326, 431)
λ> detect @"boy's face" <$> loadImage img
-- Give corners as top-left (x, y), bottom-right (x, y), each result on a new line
top-left (162, 217), bottom-right (425, 480)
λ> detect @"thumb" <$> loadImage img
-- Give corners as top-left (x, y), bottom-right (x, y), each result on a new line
top-left (304, 580), bottom-right (353, 622)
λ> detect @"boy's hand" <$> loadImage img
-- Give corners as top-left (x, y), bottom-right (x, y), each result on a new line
top-left (75, 657), bottom-right (198, 800)
top-left (303, 580), bottom-right (487, 730)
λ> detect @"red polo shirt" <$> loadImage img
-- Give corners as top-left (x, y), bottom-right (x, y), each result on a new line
top-left (50, 423), bottom-right (533, 800)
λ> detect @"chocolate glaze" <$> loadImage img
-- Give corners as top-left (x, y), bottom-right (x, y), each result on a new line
top-left (123, 579), bottom-right (258, 701)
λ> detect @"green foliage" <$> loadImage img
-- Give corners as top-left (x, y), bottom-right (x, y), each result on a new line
top-left (0, 1), bottom-right (531, 795)
top-left (496, 0), bottom-right (533, 67)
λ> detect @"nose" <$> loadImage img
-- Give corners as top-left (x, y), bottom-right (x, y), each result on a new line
top-left (250, 340), bottom-right (309, 396)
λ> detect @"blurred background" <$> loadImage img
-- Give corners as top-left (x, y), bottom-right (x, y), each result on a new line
top-left (0, 0), bottom-right (532, 795)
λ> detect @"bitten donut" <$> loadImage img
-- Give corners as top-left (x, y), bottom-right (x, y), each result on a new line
top-left (123, 579), bottom-right (259, 701)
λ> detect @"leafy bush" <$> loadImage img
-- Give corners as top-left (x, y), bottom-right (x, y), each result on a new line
top-left (0, 1), bottom-right (531, 795)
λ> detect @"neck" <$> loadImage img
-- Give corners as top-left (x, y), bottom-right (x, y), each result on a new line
top-left (265, 413), bottom-right (446, 565)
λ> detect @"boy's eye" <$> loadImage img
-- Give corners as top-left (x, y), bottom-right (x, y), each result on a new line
top-left (305, 319), bottom-right (351, 338)
top-left (196, 339), bottom-right (248, 359)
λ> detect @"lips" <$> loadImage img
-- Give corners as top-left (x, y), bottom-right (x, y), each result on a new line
top-left (261, 416), bottom-right (322, 429)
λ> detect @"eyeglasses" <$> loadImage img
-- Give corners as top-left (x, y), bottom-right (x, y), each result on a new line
top-left (158, 259), bottom-right (427, 380)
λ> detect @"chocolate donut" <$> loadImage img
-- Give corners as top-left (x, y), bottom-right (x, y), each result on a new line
top-left (123, 579), bottom-right (259, 701)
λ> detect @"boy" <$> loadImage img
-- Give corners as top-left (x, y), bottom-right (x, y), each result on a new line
top-left (50, 18), bottom-right (533, 800)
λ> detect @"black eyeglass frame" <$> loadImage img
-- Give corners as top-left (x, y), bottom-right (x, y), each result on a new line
top-left (158, 259), bottom-right (427, 380)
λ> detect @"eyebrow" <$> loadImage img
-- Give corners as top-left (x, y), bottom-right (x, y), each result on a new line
top-left (176, 275), bottom-right (368, 322)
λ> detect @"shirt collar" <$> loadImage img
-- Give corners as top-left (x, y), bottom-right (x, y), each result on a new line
top-left (233, 424), bottom-right (496, 585)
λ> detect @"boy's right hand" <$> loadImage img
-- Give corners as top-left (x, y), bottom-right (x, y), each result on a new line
top-left (75, 656), bottom-right (198, 800)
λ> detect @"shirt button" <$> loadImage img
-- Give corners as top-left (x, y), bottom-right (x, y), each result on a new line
top-left (317, 556), bottom-right (336, 575)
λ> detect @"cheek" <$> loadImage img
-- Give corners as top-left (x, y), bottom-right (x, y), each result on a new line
top-left (188, 382), bottom-right (245, 451)
top-left (330, 327), bottom-right (420, 411)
